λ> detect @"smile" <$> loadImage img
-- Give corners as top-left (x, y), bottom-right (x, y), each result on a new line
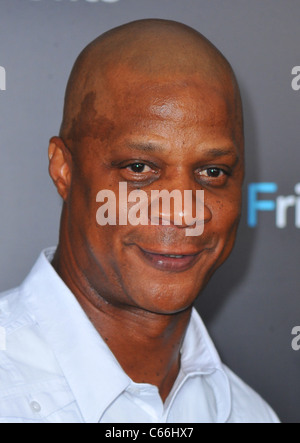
top-left (136, 246), bottom-right (202, 272)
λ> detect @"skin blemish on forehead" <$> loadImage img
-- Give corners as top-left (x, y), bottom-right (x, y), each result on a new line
top-left (67, 91), bottom-right (115, 145)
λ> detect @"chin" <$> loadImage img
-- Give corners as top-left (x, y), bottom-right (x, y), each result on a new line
top-left (125, 279), bottom-right (203, 315)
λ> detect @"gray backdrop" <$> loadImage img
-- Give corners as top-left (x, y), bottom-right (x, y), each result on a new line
top-left (0, 0), bottom-right (299, 423)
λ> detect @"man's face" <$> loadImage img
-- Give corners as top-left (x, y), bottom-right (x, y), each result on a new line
top-left (65, 69), bottom-right (244, 315)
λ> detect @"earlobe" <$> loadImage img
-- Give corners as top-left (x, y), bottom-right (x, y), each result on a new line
top-left (48, 137), bottom-right (72, 201)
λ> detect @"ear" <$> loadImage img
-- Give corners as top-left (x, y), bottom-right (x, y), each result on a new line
top-left (48, 136), bottom-right (72, 201)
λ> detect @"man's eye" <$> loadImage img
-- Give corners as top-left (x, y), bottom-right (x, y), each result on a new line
top-left (126, 163), bottom-right (152, 173)
top-left (119, 161), bottom-right (158, 184)
top-left (195, 167), bottom-right (230, 187)
top-left (199, 168), bottom-right (225, 178)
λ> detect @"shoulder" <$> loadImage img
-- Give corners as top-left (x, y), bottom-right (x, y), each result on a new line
top-left (0, 283), bottom-right (74, 422)
top-left (0, 285), bottom-right (28, 333)
top-left (186, 310), bottom-right (280, 423)
top-left (0, 282), bottom-right (61, 390)
top-left (223, 365), bottom-right (280, 423)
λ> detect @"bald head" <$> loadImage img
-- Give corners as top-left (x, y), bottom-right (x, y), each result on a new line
top-left (50, 20), bottom-right (245, 318)
top-left (59, 19), bottom-right (243, 147)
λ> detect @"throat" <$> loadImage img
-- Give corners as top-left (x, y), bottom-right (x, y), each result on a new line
top-left (51, 240), bottom-right (192, 402)
top-left (91, 306), bottom-right (192, 402)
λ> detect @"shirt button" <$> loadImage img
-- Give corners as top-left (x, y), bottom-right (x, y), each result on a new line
top-left (30, 401), bottom-right (41, 413)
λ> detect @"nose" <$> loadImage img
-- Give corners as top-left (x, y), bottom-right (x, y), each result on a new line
top-left (148, 175), bottom-right (212, 235)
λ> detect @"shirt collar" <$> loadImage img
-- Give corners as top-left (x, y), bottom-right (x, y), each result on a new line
top-left (22, 247), bottom-right (231, 423)
top-left (22, 247), bottom-right (131, 423)
top-left (181, 310), bottom-right (232, 422)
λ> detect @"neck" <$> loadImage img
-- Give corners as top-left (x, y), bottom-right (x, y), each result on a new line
top-left (52, 240), bottom-right (192, 402)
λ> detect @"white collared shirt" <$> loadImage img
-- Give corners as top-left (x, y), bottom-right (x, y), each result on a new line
top-left (0, 248), bottom-right (279, 423)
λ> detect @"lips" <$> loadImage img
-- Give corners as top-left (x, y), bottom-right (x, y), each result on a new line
top-left (136, 246), bottom-right (202, 272)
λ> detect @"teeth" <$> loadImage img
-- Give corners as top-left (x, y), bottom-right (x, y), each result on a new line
top-left (165, 255), bottom-right (184, 258)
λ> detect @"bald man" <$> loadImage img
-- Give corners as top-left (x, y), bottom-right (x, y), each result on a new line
top-left (0, 19), bottom-right (279, 423)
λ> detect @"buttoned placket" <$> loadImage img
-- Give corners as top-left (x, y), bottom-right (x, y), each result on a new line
top-left (126, 382), bottom-right (164, 422)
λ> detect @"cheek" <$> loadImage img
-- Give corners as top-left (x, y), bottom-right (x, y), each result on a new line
top-left (208, 192), bottom-right (242, 240)
top-left (68, 164), bottom-right (94, 217)
top-left (207, 193), bottom-right (242, 267)
top-left (69, 162), bottom-right (114, 228)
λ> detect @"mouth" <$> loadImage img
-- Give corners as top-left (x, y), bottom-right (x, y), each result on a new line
top-left (136, 246), bottom-right (203, 272)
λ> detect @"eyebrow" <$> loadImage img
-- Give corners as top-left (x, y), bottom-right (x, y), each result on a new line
top-left (126, 142), bottom-right (165, 153)
top-left (205, 147), bottom-right (239, 158)
top-left (126, 142), bottom-right (239, 159)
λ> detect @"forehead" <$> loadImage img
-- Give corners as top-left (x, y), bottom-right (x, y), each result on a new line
top-left (103, 70), bottom-right (234, 133)
top-left (71, 65), bottom-right (239, 153)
